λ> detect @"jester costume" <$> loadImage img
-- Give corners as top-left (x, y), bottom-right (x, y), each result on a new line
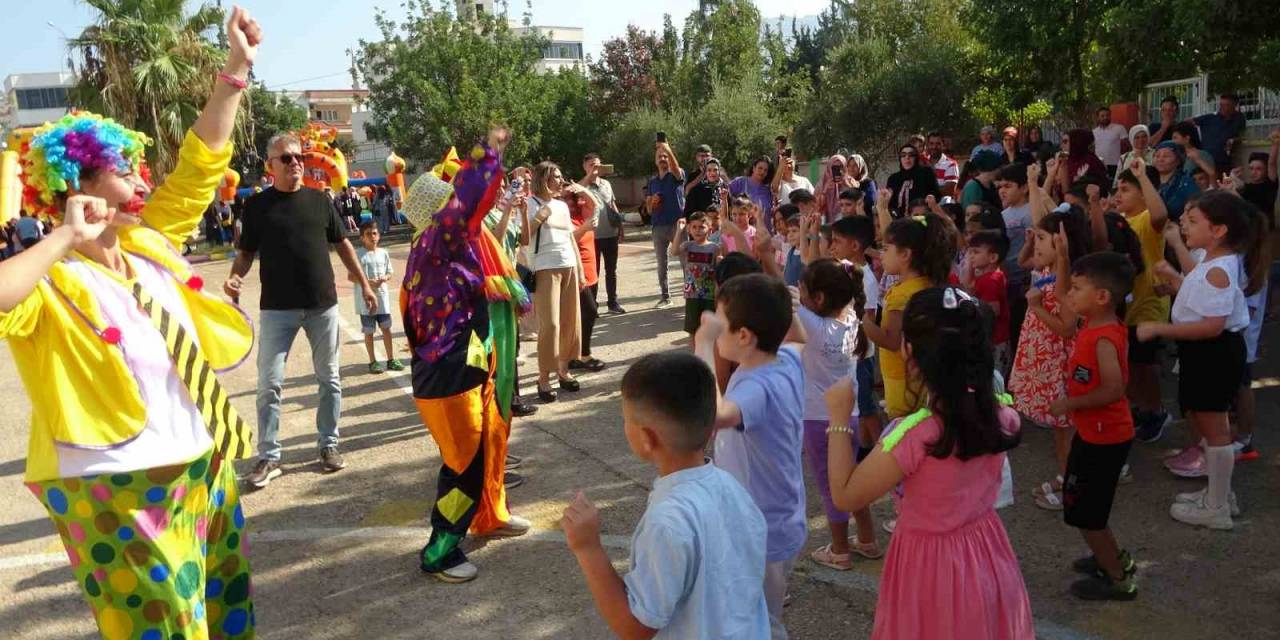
top-left (400, 143), bottom-right (530, 575)
top-left (5, 114), bottom-right (256, 638)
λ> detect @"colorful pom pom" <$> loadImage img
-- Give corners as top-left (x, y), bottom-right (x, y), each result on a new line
top-left (101, 327), bottom-right (122, 345)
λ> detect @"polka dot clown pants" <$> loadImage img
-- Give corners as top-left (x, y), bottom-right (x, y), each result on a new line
top-left (26, 447), bottom-right (254, 640)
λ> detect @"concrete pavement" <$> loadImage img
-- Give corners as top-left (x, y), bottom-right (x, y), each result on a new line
top-left (1, 225), bottom-right (1278, 639)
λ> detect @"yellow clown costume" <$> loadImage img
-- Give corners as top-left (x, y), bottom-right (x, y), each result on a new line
top-left (3, 113), bottom-right (257, 639)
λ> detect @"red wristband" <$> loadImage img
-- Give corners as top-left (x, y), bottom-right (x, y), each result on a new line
top-left (217, 72), bottom-right (248, 90)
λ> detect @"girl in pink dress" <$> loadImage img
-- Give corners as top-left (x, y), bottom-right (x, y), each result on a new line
top-left (824, 286), bottom-right (1034, 640)
top-left (1009, 207), bottom-right (1093, 509)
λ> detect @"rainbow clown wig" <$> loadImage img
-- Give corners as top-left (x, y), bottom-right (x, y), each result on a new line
top-left (20, 112), bottom-right (150, 217)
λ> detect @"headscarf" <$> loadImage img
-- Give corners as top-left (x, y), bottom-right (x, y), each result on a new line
top-left (1128, 124), bottom-right (1150, 147)
top-left (886, 144), bottom-right (940, 215)
top-left (818, 153), bottom-right (848, 216)
top-left (20, 112), bottom-right (150, 218)
top-left (1065, 128), bottom-right (1107, 183)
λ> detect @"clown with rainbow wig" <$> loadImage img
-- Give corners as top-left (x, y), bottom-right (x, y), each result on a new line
top-left (399, 128), bottom-right (534, 583)
top-left (0, 7), bottom-right (263, 639)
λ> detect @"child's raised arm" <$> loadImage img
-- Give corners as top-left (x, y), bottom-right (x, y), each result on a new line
top-left (562, 492), bottom-right (659, 640)
top-left (862, 307), bottom-right (902, 353)
top-left (825, 380), bottom-right (905, 512)
top-left (694, 311), bottom-right (745, 430)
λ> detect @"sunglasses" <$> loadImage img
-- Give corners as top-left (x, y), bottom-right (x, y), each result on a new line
top-left (272, 152), bottom-right (303, 165)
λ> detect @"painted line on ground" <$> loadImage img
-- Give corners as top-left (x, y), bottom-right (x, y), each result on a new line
top-left (1, 524), bottom-right (1097, 639)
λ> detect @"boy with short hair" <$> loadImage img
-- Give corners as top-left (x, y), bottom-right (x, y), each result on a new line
top-left (781, 213), bottom-right (805, 286)
top-left (963, 230), bottom-right (1012, 373)
top-left (837, 188), bottom-right (864, 218)
top-left (670, 211), bottom-right (722, 336)
top-left (1050, 252), bottom-right (1138, 601)
top-left (561, 352), bottom-right (770, 639)
top-left (695, 274), bottom-right (807, 639)
top-left (353, 222), bottom-right (403, 373)
top-left (1112, 161), bottom-right (1172, 441)
top-left (828, 216), bottom-right (883, 446)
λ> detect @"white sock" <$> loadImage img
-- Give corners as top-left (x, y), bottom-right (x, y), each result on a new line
top-left (1204, 445), bottom-right (1234, 511)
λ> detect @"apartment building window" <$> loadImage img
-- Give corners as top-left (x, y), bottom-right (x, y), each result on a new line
top-left (15, 87), bottom-right (70, 110)
top-left (314, 109), bottom-right (339, 122)
top-left (543, 42), bottom-right (583, 60)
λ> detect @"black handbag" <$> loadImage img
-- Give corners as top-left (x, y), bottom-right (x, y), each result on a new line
top-left (520, 203), bottom-right (545, 293)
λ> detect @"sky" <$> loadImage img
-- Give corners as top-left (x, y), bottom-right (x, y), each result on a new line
top-left (1, 0), bottom-right (830, 91)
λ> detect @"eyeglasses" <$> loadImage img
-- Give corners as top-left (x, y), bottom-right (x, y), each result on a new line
top-left (272, 153), bottom-right (303, 165)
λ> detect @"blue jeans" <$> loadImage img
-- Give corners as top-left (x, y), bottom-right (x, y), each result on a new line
top-left (256, 305), bottom-right (342, 461)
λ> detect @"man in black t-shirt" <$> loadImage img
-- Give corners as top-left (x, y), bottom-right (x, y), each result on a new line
top-left (225, 133), bottom-right (377, 489)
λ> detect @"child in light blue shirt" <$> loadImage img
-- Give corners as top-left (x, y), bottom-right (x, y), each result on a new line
top-left (695, 273), bottom-right (808, 639)
top-left (562, 352), bottom-right (769, 639)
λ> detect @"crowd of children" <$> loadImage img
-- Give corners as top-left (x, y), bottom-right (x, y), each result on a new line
top-left (561, 150), bottom-right (1271, 637)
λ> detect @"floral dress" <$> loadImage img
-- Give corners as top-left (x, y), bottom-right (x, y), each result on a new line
top-left (1008, 268), bottom-right (1073, 428)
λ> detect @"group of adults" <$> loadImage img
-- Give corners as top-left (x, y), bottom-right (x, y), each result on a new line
top-left (332, 184), bottom-right (399, 234)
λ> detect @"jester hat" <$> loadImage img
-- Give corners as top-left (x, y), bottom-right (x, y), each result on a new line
top-left (19, 112), bottom-right (151, 218)
top-left (402, 143), bottom-right (530, 365)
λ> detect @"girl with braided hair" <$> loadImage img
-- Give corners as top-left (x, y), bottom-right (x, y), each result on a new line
top-left (824, 286), bottom-right (1032, 640)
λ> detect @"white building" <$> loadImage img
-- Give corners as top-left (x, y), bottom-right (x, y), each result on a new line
top-left (456, 1), bottom-right (585, 74)
top-left (2, 72), bottom-right (77, 132)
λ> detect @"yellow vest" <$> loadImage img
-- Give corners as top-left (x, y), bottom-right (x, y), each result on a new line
top-left (0, 131), bottom-right (253, 482)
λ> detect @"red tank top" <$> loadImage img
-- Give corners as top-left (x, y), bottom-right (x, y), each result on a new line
top-left (1066, 320), bottom-right (1134, 444)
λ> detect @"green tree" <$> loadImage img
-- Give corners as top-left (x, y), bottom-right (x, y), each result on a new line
top-left (527, 68), bottom-right (602, 173)
top-left (354, 1), bottom-right (549, 167)
top-left (69, 0), bottom-right (236, 179)
top-left (603, 108), bottom-right (685, 178)
top-left (965, 0), bottom-right (1122, 109)
top-left (232, 84), bottom-right (308, 181)
top-left (1099, 0), bottom-right (1280, 97)
top-left (685, 77), bottom-right (783, 177)
top-left (674, 0), bottom-right (764, 111)
top-left (588, 25), bottom-right (665, 124)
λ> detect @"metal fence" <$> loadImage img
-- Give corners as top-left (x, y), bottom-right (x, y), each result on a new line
top-left (1142, 75), bottom-right (1279, 125)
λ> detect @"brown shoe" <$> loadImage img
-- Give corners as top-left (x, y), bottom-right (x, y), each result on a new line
top-left (245, 459), bottom-right (282, 489)
top-left (320, 446), bottom-right (346, 472)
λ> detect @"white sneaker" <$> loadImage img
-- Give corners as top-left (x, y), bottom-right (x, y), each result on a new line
top-left (1170, 497), bottom-right (1234, 530)
top-left (431, 561), bottom-right (478, 584)
top-left (1175, 488), bottom-right (1240, 517)
top-left (481, 514), bottom-right (532, 538)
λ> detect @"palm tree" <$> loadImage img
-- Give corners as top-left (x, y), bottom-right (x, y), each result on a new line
top-left (68, 0), bottom-right (241, 179)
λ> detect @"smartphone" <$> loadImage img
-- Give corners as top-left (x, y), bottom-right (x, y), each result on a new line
top-left (831, 164), bottom-right (844, 178)
top-left (598, 164), bottom-right (615, 177)
top-left (508, 177), bottom-right (523, 197)
top-left (783, 147), bottom-right (793, 158)
top-left (656, 131), bottom-right (667, 144)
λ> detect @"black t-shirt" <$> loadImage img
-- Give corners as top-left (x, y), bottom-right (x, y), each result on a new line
top-left (239, 187), bottom-right (344, 310)
top-left (1242, 179), bottom-right (1278, 226)
top-left (685, 178), bottom-right (722, 215)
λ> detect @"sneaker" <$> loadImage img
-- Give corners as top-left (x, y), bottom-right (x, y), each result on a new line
top-left (608, 303), bottom-right (627, 314)
top-left (1175, 488), bottom-right (1240, 517)
top-left (1164, 445), bottom-right (1201, 468)
top-left (505, 454), bottom-right (524, 470)
top-left (1234, 441), bottom-right (1260, 462)
top-left (480, 514), bottom-right (532, 538)
top-left (245, 459), bottom-right (282, 489)
top-left (427, 560), bottom-right (478, 584)
top-left (1072, 549), bottom-right (1136, 577)
top-left (1070, 573), bottom-right (1138, 601)
top-left (368, 361), bottom-right (385, 374)
top-left (1118, 463), bottom-right (1134, 484)
top-left (386, 358), bottom-right (405, 372)
top-left (504, 471), bottom-right (525, 490)
top-left (1166, 447), bottom-right (1207, 478)
top-left (1170, 497), bottom-right (1233, 530)
top-left (1135, 410), bottom-right (1170, 443)
top-left (319, 446), bottom-right (346, 472)
top-left (656, 296), bottom-right (672, 308)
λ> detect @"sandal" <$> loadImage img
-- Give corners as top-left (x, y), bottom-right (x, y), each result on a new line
top-left (848, 537), bottom-right (884, 560)
top-left (1032, 476), bottom-right (1064, 498)
top-left (1034, 490), bottom-right (1065, 511)
top-left (569, 357), bottom-right (607, 372)
top-left (537, 385), bottom-right (557, 403)
top-left (559, 377), bottom-right (581, 392)
top-left (809, 544), bottom-right (852, 571)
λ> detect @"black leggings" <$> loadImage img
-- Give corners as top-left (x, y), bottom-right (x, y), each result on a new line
top-left (595, 236), bottom-right (620, 306)
top-left (580, 285), bottom-right (598, 357)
